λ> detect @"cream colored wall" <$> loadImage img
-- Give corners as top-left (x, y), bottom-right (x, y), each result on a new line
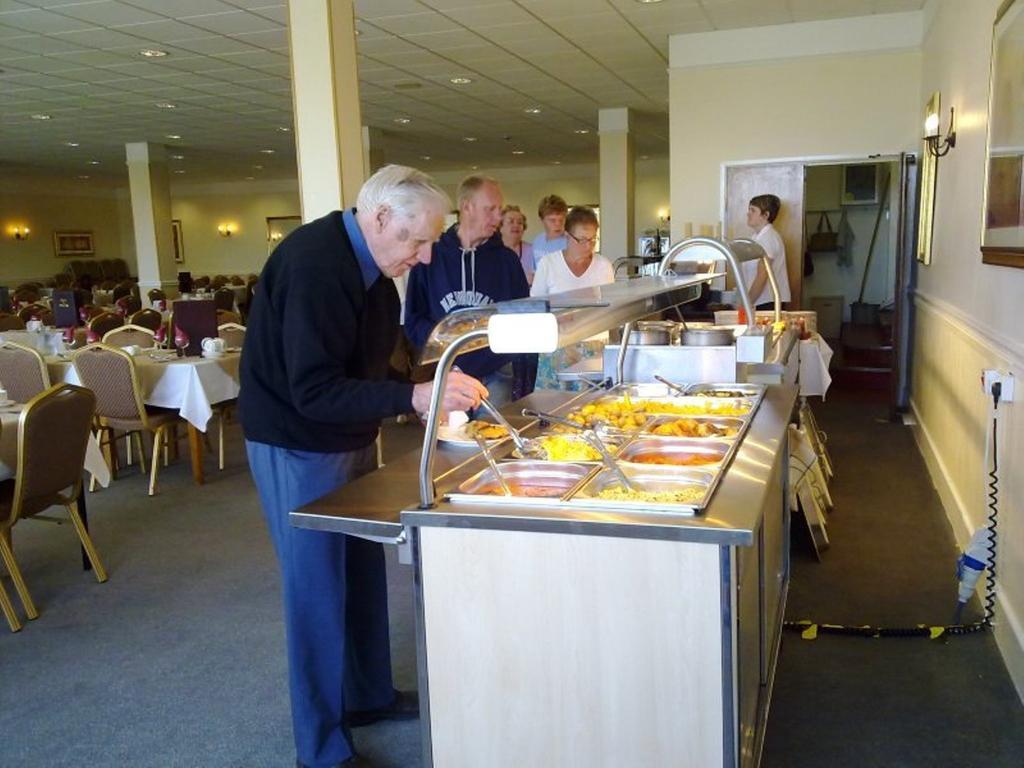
top-left (168, 181), bottom-right (300, 276)
top-left (668, 49), bottom-right (921, 240)
top-left (0, 189), bottom-right (128, 282)
top-left (912, 0), bottom-right (1023, 700)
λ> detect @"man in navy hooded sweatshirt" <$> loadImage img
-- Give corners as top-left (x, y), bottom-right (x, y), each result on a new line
top-left (404, 174), bottom-right (530, 404)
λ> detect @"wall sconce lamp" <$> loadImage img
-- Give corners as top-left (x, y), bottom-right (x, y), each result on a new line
top-left (9, 225), bottom-right (30, 240)
top-left (217, 223), bottom-right (237, 237)
top-left (924, 92), bottom-right (956, 158)
top-left (269, 231), bottom-right (283, 243)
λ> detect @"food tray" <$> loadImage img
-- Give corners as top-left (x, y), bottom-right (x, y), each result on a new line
top-left (642, 415), bottom-right (745, 440)
top-left (566, 466), bottom-right (715, 515)
top-left (585, 394), bottom-right (755, 419)
top-left (448, 461), bottom-right (592, 506)
top-left (616, 437), bottom-right (732, 468)
top-left (682, 383), bottom-right (763, 398)
top-left (511, 434), bottom-right (621, 463)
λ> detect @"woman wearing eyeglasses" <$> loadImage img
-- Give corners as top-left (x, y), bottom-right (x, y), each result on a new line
top-left (530, 206), bottom-right (614, 389)
top-left (530, 206), bottom-right (613, 297)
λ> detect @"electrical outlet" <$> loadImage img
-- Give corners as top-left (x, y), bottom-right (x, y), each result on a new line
top-left (982, 369), bottom-right (1015, 403)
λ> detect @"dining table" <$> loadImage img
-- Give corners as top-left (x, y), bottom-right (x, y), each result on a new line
top-left (48, 349), bottom-right (241, 485)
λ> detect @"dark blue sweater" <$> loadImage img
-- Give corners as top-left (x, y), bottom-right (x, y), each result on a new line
top-left (404, 226), bottom-right (529, 379)
top-left (240, 211), bottom-right (414, 452)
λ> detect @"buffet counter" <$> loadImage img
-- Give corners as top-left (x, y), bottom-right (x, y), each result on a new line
top-left (292, 383), bottom-right (797, 768)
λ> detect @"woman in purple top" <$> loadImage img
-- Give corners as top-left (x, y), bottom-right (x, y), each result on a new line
top-left (500, 204), bottom-right (535, 284)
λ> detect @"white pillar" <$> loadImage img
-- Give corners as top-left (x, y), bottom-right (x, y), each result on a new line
top-left (288, 0), bottom-right (364, 221)
top-left (598, 107), bottom-right (635, 261)
top-left (125, 142), bottom-right (176, 293)
top-left (362, 125), bottom-right (387, 177)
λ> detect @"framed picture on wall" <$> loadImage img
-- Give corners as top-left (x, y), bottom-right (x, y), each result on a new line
top-left (172, 219), bottom-right (185, 263)
top-left (841, 164), bottom-right (880, 205)
top-left (266, 215), bottom-right (302, 256)
top-left (53, 231), bottom-right (94, 257)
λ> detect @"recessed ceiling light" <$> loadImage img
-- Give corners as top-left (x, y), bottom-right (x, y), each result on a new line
top-left (245, 176), bottom-right (255, 180)
top-left (636, 0), bottom-right (665, 4)
top-left (253, 164), bottom-right (264, 169)
top-left (420, 155), bottom-right (431, 160)
top-left (552, 160), bottom-right (561, 165)
top-left (87, 160), bottom-right (100, 165)
top-left (64, 141), bottom-right (79, 147)
top-left (512, 150), bottom-right (525, 155)
top-left (393, 117), bottom-right (411, 124)
top-left (524, 107), bottom-right (542, 114)
top-left (574, 128), bottom-right (590, 134)
top-left (277, 126), bottom-right (291, 132)
top-left (450, 76), bottom-right (472, 85)
top-left (259, 149), bottom-right (275, 154)
top-left (76, 174), bottom-right (90, 179)
top-left (170, 154), bottom-right (184, 160)
top-left (463, 136), bottom-right (477, 142)
top-left (139, 49), bottom-right (168, 58)
top-left (640, 154), bottom-right (649, 160)
top-left (173, 169), bottom-right (186, 174)
top-left (155, 102), bottom-right (176, 109)
top-left (166, 134), bottom-right (182, 140)
top-left (31, 114), bottom-right (51, 120)
top-left (470, 165), bottom-right (479, 170)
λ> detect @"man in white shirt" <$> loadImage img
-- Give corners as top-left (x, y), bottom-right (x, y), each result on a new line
top-left (741, 194), bottom-right (792, 310)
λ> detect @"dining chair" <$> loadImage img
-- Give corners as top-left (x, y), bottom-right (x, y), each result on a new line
top-left (130, 308), bottom-right (163, 332)
top-left (193, 276), bottom-right (211, 289)
top-left (115, 295), bottom-right (142, 316)
top-left (100, 279), bottom-right (117, 291)
top-left (147, 288), bottom-right (166, 305)
top-left (0, 384), bottom-right (107, 632)
top-left (216, 322), bottom-right (245, 349)
top-left (211, 275), bottom-right (228, 290)
top-left (111, 284), bottom-right (131, 302)
top-left (16, 304), bottom-right (49, 323)
top-left (12, 288), bottom-right (40, 304)
top-left (72, 344), bottom-right (181, 496)
top-left (228, 275), bottom-right (245, 286)
top-left (216, 309), bottom-right (241, 326)
top-left (102, 324), bottom-right (156, 348)
top-left (213, 288), bottom-right (235, 312)
top-left (88, 311), bottom-right (123, 338)
top-left (0, 314), bottom-right (26, 331)
top-left (0, 342), bottom-right (50, 403)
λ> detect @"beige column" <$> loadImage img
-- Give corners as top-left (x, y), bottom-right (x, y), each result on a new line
top-left (125, 142), bottom-right (177, 293)
top-left (598, 107), bottom-right (635, 260)
top-left (287, 0), bottom-right (364, 221)
top-left (362, 125), bottom-right (387, 177)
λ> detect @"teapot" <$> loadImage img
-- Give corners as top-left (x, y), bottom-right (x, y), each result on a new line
top-left (201, 336), bottom-right (226, 356)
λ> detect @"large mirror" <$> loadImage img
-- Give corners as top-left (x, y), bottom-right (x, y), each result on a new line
top-left (982, 0), bottom-right (1024, 268)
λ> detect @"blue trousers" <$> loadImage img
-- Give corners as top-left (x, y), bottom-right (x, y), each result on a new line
top-left (246, 440), bottom-right (395, 767)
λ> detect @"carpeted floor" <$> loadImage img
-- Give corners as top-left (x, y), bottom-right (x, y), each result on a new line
top-left (0, 389), bottom-right (1021, 767)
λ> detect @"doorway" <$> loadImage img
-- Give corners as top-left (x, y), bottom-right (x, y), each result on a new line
top-left (723, 155), bottom-right (917, 414)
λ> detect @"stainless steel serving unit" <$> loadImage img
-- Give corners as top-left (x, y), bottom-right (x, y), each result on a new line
top-left (290, 275), bottom-right (793, 768)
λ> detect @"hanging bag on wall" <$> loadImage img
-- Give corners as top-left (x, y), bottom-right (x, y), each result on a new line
top-left (807, 212), bottom-right (839, 253)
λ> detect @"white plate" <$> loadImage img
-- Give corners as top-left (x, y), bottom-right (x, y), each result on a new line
top-left (437, 424), bottom-right (506, 447)
top-left (202, 351), bottom-right (225, 359)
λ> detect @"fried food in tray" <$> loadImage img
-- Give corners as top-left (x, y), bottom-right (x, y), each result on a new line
top-left (632, 398), bottom-right (752, 417)
top-left (559, 400), bottom-right (649, 432)
top-left (647, 418), bottom-right (740, 439)
top-left (464, 420), bottom-right (509, 440)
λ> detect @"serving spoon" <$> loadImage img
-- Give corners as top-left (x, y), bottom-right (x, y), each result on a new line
top-left (478, 396), bottom-right (541, 457)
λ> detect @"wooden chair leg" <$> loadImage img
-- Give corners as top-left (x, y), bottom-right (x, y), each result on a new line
top-left (218, 413), bottom-right (225, 471)
top-left (0, 534), bottom-right (38, 620)
top-left (66, 503), bottom-right (108, 583)
top-left (0, 580), bottom-right (21, 632)
top-left (148, 426), bottom-right (165, 496)
top-left (135, 432), bottom-right (146, 475)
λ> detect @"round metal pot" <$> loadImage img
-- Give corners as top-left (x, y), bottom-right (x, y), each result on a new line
top-left (681, 327), bottom-right (735, 347)
top-left (628, 321), bottom-right (675, 346)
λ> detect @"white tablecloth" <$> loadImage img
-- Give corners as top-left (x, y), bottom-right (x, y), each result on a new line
top-left (798, 335), bottom-right (834, 399)
top-left (0, 329), bottom-right (64, 355)
top-left (49, 352), bottom-right (241, 432)
top-left (0, 405), bottom-right (110, 487)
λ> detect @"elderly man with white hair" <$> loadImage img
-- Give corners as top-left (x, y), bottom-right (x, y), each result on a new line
top-left (240, 165), bottom-right (487, 768)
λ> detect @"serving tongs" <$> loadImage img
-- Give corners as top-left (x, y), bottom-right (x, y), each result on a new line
top-left (654, 374), bottom-right (697, 396)
top-left (478, 396), bottom-right (540, 457)
top-left (522, 408), bottom-right (638, 491)
top-left (472, 434), bottom-right (513, 496)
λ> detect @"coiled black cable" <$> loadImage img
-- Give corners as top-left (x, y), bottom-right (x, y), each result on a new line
top-left (983, 413), bottom-right (999, 627)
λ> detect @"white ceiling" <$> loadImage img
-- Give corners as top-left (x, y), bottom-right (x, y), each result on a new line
top-left (0, 0), bottom-right (925, 185)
